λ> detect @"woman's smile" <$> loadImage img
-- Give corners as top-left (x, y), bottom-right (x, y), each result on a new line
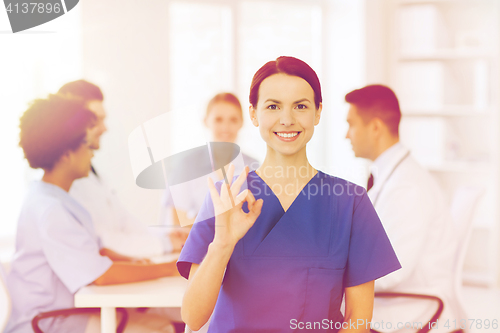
top-left (274, 131), bottom-right (301, 141)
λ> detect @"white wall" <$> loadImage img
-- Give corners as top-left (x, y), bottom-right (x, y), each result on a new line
top-left (323, 0), bottom-right (368, 186)
top-left (81, 0), bottom-right (368, 225)
top-left (82, 0), bottom-right (171, 225)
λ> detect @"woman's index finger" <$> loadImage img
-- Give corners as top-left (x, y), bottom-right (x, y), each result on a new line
top-left (230, 166), bottom-right (249, 196)
top-left (207, 176), bottom-right (222, 204)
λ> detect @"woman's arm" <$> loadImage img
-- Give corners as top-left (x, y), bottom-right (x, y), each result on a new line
top-left (181, 243), bottom-right (234, 330)
top-left (93, 260), bottom-right (179, 285)
top-left (99, 247), bottom-right (151, 263)
top-left (340, 280), bottom-right (374, 333)
top-left (181, 165), bottom-right (263, 331)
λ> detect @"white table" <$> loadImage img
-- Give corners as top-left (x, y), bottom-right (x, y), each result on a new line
top-left (75, 275), bottom-right (188, 333)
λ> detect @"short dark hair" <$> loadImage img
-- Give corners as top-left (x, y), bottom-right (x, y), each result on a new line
top-left (345, 84), bottom-right (401, 136)
top-left (206, 93), bottom-right (242, 118)
top-left (249, 56), bottom-right (322, 109)
top-left (58, 79), bottom-right (104, 101)
top-left (19, 94), bottom-right (96, 170)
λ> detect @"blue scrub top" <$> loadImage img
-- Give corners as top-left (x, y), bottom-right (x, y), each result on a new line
top-left (178, 171), bottom-right (400, 333)
top-left (5, 181), bottom-right (113, 333)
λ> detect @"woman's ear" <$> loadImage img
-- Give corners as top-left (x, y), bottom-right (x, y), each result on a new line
top-left (58, 150), bottom-right (72, 167)
top-left (249, 105), bottom-right (259, 127)
top-left (314, 103), bottom-right (323, 126)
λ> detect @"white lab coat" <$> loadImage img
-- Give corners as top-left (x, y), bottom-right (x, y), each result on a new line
top-left (369, 143), bottom-right (462, 333)
top-left (6, 181), bottom-right (112, 333)
top-left (70, 170), bottom-right (171, 258)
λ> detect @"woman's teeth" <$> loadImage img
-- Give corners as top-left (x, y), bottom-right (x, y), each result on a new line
top-left (276, 132), bottom-right (298, 138)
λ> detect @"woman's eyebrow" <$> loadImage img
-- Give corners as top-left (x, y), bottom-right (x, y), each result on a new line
top-left (264, 99), bottom-right (281, 104)
top-left (294, 98), bottom-right (311, 104)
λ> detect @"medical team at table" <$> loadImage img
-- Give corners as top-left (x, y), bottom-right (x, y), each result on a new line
top-left (4, 57), bottom-right (459, 333)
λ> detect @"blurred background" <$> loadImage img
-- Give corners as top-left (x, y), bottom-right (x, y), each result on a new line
top-left (1, 0), bottom-right (499, 325)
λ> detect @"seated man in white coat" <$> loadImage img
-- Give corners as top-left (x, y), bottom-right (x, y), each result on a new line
top-left (344, 85), bottom-right (462, 332)
top-left (58, 80), bottom-right (186, 258)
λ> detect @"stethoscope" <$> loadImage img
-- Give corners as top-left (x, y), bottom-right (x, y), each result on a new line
top-left (371, 151), bottom-right (411, 206)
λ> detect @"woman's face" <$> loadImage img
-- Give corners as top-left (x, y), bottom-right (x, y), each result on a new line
top-left (250, 73), bottom-right (322, 157)
top-left (68, 135), bottom-right (94, 179)
top-left (205, 102), bottom-right (243, 143)
top-left (86, 100), bottom-right (107, 150)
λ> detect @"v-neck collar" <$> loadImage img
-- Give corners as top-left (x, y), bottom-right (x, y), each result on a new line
top-left (251, 169), bottom-right (321, 213)
top-left (242, 170), bottom-right (330, 258)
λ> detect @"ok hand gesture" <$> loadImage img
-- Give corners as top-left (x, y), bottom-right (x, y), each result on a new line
top-left (208, 164), bottom-right (263, 248)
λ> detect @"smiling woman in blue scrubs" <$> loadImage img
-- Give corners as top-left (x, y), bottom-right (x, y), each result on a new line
top-left (178, 56), bottom-right (401, 333)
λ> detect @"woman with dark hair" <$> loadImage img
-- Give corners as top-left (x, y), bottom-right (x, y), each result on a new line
top-left (160, 92), bottom-right (259, 227)
top-left (6, 94), bottom-right (178, 333)
top-left (177, 56), bottom-right (400, 332)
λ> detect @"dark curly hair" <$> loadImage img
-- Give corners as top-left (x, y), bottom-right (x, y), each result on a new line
top-left (19, 94), bottom-right (96, 170)
top-left (58, 79), bottom-right (104, 101)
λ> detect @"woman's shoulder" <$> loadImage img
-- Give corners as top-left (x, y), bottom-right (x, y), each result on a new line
top-left (315, 171), bottom-right (367, 203)
top-left (316, 171), bottom-right (365, 189)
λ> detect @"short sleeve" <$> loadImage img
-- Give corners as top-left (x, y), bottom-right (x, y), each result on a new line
top-left (344, 192), bottom-right (401, 288)
top-left (177, 190), bottom-right (216, 279)
top-left (38, 205), bottom-right (113, 293)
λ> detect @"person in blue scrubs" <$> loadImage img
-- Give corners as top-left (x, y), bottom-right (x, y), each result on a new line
top-left (6, 94), bottom-right (177, 333)
top-left (178, 56), bottom-right (401, 332)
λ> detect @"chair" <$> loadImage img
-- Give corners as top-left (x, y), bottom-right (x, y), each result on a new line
top-left (0, 262), bottom-right (129, 333)
top-left (371, 186), bottom-right (483, 333)
top-left (370, 293), bottom-right (444, 333)
top-left (449, 186), bottom-right (484, 328)
top-left (32, 307), bottom-right (128, 333)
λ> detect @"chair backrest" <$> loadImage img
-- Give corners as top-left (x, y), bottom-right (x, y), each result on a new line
top-left (0, 262), bottom-right (11, 332)
top-left (449, 186), bottom-right (484, 323)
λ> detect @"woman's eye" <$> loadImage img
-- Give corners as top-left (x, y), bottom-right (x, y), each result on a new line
top-left (267, 104), bottom-right (278, 110)
top-left (296, 104), bottom-right (307, 110)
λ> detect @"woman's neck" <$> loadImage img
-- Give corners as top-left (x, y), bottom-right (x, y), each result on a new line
top-left (42, 170), bottom-right (74, 192)
top-left (257, 147), bottom-right (316, 183)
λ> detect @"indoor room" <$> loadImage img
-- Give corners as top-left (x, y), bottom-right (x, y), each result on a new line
top-left (0, 0), bottom-right (499, 332)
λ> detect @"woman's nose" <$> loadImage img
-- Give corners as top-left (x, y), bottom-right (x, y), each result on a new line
top-left (280, 109), bottom-right (294, 126)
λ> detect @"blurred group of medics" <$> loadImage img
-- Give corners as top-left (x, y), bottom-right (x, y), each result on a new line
top-left (5, 77), bottom-right (460, 333)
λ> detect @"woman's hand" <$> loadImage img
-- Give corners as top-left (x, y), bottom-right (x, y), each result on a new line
top-left (100, 248), bottom-right (151, 263)
top-left (208, 164), bottom-right (263, 248)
